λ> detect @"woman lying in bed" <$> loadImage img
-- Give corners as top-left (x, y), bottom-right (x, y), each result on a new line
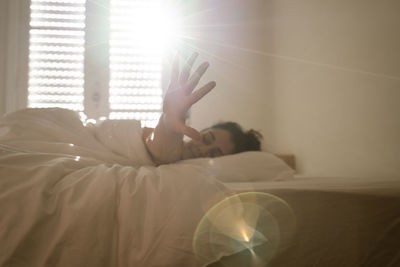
top-left (143, 52), bottom-right (263, 165)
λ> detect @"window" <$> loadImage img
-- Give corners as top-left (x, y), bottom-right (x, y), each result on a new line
top-left (28, 0), bottom-right (180, 127)
top-left (28, 0), bottom-right (86, 111)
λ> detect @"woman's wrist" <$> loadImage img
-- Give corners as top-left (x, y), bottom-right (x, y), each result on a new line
top-left (144, 113), bottom-right (184, 164)
top-left (160, 113), bottom-right (182, 136)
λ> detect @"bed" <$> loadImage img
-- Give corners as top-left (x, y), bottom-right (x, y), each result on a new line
top-left (1, 108), bottom-right (399, 267)
top-left (214, 176), bottom-right (400, 266)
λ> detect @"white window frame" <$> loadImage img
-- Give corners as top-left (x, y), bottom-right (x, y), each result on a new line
top-left (84, 0), bottom-right (110, 119)
top-left (3, 0), bottom-right (30, 114)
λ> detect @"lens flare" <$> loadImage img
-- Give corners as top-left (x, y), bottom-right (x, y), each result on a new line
top-left (193, 192), bottom-right (296, 267)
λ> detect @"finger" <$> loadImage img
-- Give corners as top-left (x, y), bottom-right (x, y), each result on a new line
top-left (178, 52), bottom-right (198, 85)
top-left (168, 53), bottom-right (179, 92)
top-left (185, 61), bottom-right (209, 93)
top-left (181, 125), bottom-right (201, 141)
top-left (189, 81), bottom-right (216, 105)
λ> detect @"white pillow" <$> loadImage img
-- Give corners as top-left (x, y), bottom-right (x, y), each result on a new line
top-left (177, 151), bottom-right (294, 182)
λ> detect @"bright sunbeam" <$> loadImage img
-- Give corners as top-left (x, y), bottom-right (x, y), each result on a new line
top-left (110, 0), bottom-right (181, 50)
top-left (156, 6), bottom-right (182, 49)
top-left (109, 0), bottom-right (181, 125)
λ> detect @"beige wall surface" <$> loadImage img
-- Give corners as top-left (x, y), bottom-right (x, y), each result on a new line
top-left (185, 0), bottom-right (275, 141)
top-left (267, 0), bottom-right (400, 177)
top-left (0, 0), bottom-right (7, 116)
top-left (187, 0), bottom-right (400, 178)
top-left (0, 0), bottom-right (29, 117)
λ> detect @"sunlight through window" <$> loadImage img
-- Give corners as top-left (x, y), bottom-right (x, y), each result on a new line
top-left (28, 0), bottom-right (181, 123)
top-left (28, 0), bottom-right (86, 111)
top-left (109, 0), bottom-right (181, 127)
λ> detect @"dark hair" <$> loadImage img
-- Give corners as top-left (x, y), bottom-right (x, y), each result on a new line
top-left (210, 122), bottom-right (263, 153)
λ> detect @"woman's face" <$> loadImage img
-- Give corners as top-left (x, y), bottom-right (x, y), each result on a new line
top-left (182, 128), bottom-right (235, 159)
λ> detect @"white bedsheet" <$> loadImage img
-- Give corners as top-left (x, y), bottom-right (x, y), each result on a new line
top-left (3, 108), bottom-right (398, 267)
top-left (0, 108), bottom-right (233, 267)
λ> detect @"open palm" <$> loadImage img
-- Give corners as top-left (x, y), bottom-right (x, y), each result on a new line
top-left (162, 53), bottom-right (216, 141)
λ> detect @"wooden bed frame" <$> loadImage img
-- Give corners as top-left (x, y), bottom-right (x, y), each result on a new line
top-left (275, 154), bottom-right (296, 171)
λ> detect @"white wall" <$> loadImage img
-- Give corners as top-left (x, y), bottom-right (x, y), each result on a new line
top-left (187, 0), bottom-right (400, 178)
top-left (0, 0), bottom-right (7, 115)
top-left (186, 0), bottom-right (275, 141)
top-left (0, 0), bottom-right (29, 117)
top-left (267, 0), bottom-right (400, 177)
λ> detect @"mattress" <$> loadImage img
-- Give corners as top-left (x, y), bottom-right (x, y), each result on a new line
top-left (208, 176), bottom-right (400, 266)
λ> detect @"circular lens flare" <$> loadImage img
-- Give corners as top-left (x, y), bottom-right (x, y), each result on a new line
top-left (193, 192), bottom-right (296, 267)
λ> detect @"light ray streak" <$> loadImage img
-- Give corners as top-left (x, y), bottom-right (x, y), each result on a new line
top-left (181, 20), bottom-right (269, 29)
top-left (181, 42), bottom-right (254, 91)
top-left (180, 3), bottom-right (229, 23)
top-left (181, 35), bottom-right (400, 81)
top-left (181, 42), bottom-right (259, 95)
top-left (181, 39), bottom-right (252, 73)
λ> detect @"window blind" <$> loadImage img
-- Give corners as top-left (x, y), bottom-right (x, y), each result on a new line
top-left (28, 0), bottom-right (86, 111)
top-left (109, 0), bottom-right (163, 127)
top-left (28, 0), bottom-right (169, 125)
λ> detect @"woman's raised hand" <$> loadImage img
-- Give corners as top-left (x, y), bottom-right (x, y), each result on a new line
top-left (162, 52), bottom-right (216, 141)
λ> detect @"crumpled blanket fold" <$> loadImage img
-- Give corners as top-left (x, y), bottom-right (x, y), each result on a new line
top-left (0, 108), bottom-right (231, 267)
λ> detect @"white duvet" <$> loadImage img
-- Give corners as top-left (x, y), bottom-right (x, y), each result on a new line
top-left (0, 108), bottom-right (241, 267)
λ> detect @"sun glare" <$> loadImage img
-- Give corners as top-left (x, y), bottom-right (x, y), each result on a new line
top-left (110, 0), bottom-right (181, 51)
top-left (109, 0), bottom-right (181, 125)
top-left (131, 7), bottom-right (180, 49)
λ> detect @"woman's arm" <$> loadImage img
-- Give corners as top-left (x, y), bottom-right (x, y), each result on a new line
top-left (142, 114), bottom-right (184, 164)
top-left (144, 53), bottom-right (216, 164)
